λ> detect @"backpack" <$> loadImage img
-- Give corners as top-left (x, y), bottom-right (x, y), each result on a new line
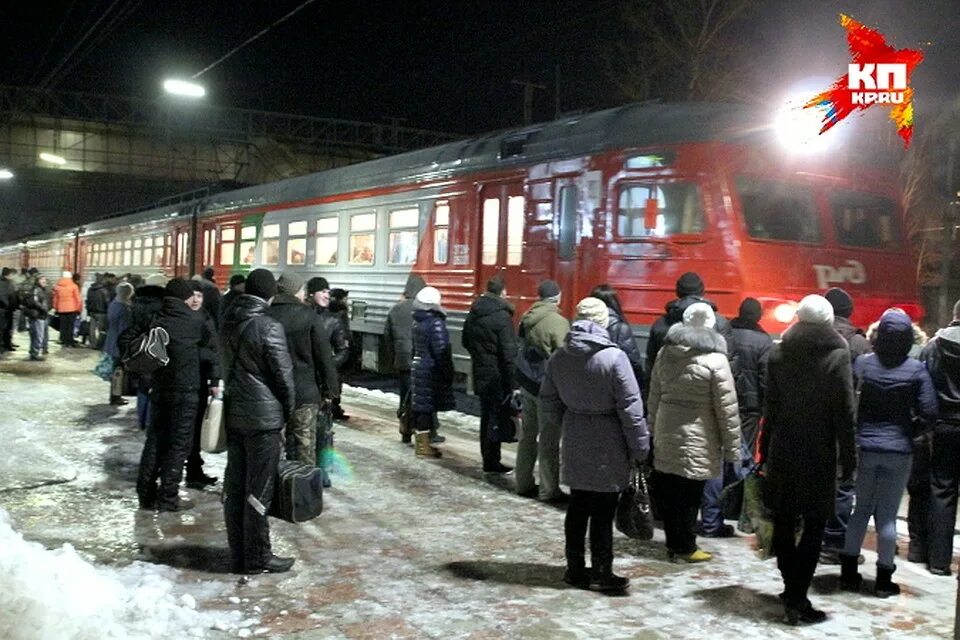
top-left (514, 329), bottom-right (550, 395)
top-left (122, 325), bottom-right (170, 374)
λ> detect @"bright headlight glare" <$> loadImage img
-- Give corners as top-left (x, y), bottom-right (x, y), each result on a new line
top-left (772, 302), bottom-right (798, 324)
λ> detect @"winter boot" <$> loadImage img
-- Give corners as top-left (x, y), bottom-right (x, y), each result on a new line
top-left (415, 432), bottom-right (442, 458)
top-left (874, 564), bottom-right (901, 597)
top-left (109, 395), bottom-right (128, 406)
top-left (588, 556), bottom-right (630, 592)
top-left (563, 551), bottom-right (589, 589)
top-left (839, 553), bottom-right (863, 591)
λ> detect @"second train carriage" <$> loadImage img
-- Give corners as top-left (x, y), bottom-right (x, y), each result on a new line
top-left (0, 102), bottom-right (921, 380)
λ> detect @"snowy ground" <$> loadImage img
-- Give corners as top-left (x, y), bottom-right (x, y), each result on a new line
top-left (0, 342), bottom-right (957, 639)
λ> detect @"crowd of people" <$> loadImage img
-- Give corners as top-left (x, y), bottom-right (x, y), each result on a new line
top-left (4, 263), bottom-right (960, 626)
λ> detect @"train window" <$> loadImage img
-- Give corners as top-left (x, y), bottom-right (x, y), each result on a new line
top-left (220, 227), bottom-right (236, 266)
top-left (618, 183), bottom-right (704, 238)
top-left (830, 190), bottom-right (900, 249)
top-left (388, 208), bottom-right (419, 265)
top-left (178, 233), bottom-right (189, 267)
top-left (625, 152), bottom-right (676, 169)
top-left (558, 186), bottom-right (578, 260)
top-left (482, 198), bottom-right (499, 265)
top-left (240, 225), bottom-right (257, 265)
top-left (287, 221), bottom-right (307, 265)
top-left (507, 196), bottom-right (524, 265)
top-left (737, 177), bottom-right (820, 243)
top-left (434, 203), bottom-right (449, 264)
top-left (132, 239), bottom-right (142, 266)
top-left (315, 217), bottom-right (339, 265)
top-left (349, 213), bottom-right (375, 265)
top-left (262, 224), bottom-right (280, 266)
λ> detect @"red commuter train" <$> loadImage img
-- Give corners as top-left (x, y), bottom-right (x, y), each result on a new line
top-left (0, 103), bottom-right (921, 378)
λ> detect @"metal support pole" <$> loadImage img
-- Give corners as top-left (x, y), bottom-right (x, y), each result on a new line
top-left (942, 138), bottom-right (957, 327)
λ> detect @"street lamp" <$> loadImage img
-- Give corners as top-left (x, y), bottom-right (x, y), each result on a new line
top-left (39, 152), bottom-right (66, 165)
top-left (0, 169), bottom-right (13, 180)
top-left (163, 79), bottom-right (206, 98)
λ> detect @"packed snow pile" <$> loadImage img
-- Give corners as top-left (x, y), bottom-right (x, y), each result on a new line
top-left (0, 508), bottom-right (244, 639)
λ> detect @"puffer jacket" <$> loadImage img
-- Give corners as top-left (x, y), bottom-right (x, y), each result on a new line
top-left (920, 321), bottom-right (960, 423)
top-left (151, 297), bottom-right (220, 394)
top-left (519, 299), bottom-right (569, 355)
top-left (103, 298), bottom-right (131, 360)
top-left (729, 317), bottom-right (772, 414)
top-left (606, 306), bottom-right (643, 385)
top-left (22, 282), bottom-right (51, 319)
top-left (834, 316), bottom-right (872, 363)
top-left (854, 311), bottom-right (937, 455)
top-left (53, 277), bottom-right (82, 314)
top-left (315, 306), bottom-right (350, 370)
top-left (648, 323), bottom-right (740, 480)
top-left (540, 320), bottom-right (649, 492)
top-left (645, 295), bottom-right (733, 381)
top-left (383, 274), bottom-right (427, 371)
top-left (411, 306), bottom-right (455, 413)
top-left (462, 293), bottom-right (517, 396)
top-left (267, 293), bottom-right (339, 406)
top-left (118, 285), bottom-right (166, 357)
top-left (221, 294), bottom-right (295, 433)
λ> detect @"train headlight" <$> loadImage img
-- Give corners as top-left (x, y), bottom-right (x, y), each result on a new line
top-left (772, 302), bottom-right (798, 324)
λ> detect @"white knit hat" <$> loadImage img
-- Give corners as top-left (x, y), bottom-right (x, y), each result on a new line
top-left (415, 286), bottom-right (441, 306)
top-left (682, 302), bottom-right (716, 329)
top-left (62, 270), bottom-right (72, 279)
top-left (145, 273), bottom-right (169, 287)
top-left (576, 297), bottom-right (610, 329)
top-left (796, 294), bottom-right (834, 325)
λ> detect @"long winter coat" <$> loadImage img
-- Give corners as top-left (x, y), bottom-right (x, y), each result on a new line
top-left (221, 294), bottom-right (296, 433)
top-left (606, 307), bottom-right (644, 384)
top-left (763, 322), bottom-right (857, 519)
top-left (104, 298), bottom-right (131, 360)
top-left (920, 321), bottom-right (960, 423)
top-left (645, 295), bottom-right (733, 380)
top-left (267, 293), bottom-right (339, 406)
top-left (462, 293), bottom-right (517, 396)
top-left (411, 307), bottom-right (455, 413)
top-left (540, 320), bottom-right (649, 493)
top-left (648, 323), bottom-right (740, 480)
top-left (383, 275), bottom-right (427, 371)
top-left (729, 318), bottom-right (772, 414)
top-left (53, 276), bottom-right (82, 314)
top-left (151, 297), bottom-right (220, 395)
top-left (854, 311), bottom-right (938, 455)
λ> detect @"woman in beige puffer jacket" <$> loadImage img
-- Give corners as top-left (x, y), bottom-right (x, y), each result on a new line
top-left (649, 302), bottom-right (740, 563)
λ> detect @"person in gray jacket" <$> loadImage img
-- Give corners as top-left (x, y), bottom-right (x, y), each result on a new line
top-left (383, 273), bottom-right (427, 442)
top-left (540, 297), bottom-right (649, 592)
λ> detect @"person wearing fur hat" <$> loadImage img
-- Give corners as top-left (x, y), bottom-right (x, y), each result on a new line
top-left (645, 272), bottom-right (734, 385)
top-left (648, 302), bottom-right (741, 563)
top-left (136, 278), bottom-right (220, 513)
top-left (384, 274), bottom-right (428, 443)
top-left (221, 268), bottom-right (296, 574)
top-left (268, 271), bottom-right (339, 468)
top-left (53, 270), bottom-right (82, 347)
top-left (410, 286), bottom-right (455, 458)
top-left (540, 296), bottom-right (648, 591)
top-left (762, 294), bottom-right (856, 625)
top-left (119, 274), bottom-right (168, 429)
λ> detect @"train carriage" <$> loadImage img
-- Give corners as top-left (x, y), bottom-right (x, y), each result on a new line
top-left (0, 102), bottom-right (921, 381)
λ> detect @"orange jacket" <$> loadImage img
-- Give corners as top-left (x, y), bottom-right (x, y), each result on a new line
top-left (53, 277), bottom-right (82, 314)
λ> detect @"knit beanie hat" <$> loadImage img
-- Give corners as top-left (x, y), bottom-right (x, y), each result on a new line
top-left (415, 286), bottom-right (441, 306)
top-left (824, 287), bottom-right (854, 319)
top-left (277, 271), bottom-right (304, 295)
top-left (682, 302), bottom-right (716, 329)
top-left (307, 276), bottom-right (330, 295)
top-left (537, 279), bottom-right (561, 300)
top-left (165, 278), bottom-right (194, 301)
top-left (796, 294), bottom-right (834, 325)
top-left (245, 268), bottom-right (277, 301)
top-left (738, 297), bottom-right (762, 324)
top-left (576, 297), bottom-right (610, 329)
top-left (675, 272), bottom-right (705, 298)
top-left (229, 274), bottom-right (246, 287)
top-left (145, 273), bottom-right (168, 287)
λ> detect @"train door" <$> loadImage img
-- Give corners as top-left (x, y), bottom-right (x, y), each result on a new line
top-left (201, 222), bottom-right (217, 274)
top-left (477, 181), bottom-right (526, 302)
top-left (552, 177), bottom-right (580, 317)
top-left (173, 224), bottom-right (191, 277)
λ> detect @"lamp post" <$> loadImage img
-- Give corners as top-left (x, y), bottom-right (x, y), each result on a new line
top-left (162, 79), bottom-right (206, 98)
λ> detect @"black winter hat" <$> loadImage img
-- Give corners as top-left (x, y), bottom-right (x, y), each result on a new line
top-left (165, 278), bottom-right (194, 301)
top-left (824, 287), bottom-right (854, 319)
top-left (229, 274), bottom-right (246, 287)
top-left (246, 268), bottom-right (277, 300)
top-left (738, 297), bottom-right (762, 324)
top-left (307, 277), bottom-right (330, 295)
top-left (675, 272), bottom-right (705, 298)
top-left (537, 279), bottom-right (561, 300)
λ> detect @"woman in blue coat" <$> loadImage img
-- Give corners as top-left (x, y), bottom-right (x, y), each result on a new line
top-left (103, 282), bottom-right (133, 405)
top-left (411, 286), bottom-right (455, 458)
top-left (841, 309), bottom-right (938, 597)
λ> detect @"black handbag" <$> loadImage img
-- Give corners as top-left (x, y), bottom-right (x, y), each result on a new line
top-left (270, 460), bottom-right (324, 524)
top-left (48, 314), bottom-right (60, 331)
top-left (490, 390), bottom-right (521, 443)
top-left (122, 326), bottom-right (170, 374)
top-left (615, 464), bottom-right (655, 540)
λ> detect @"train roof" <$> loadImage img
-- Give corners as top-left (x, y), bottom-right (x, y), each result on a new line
top-left (200, 102), bottom-right (765, 215)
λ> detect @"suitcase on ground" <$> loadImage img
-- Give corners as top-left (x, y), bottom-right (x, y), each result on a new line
top-left (270, 460), bottom-right (324, 524)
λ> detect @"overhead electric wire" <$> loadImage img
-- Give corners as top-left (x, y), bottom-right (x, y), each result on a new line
top-left (47, 0), bottom-right (144, 86)
top-left (38, 0), bottom-right (128, 88)
top-left (29, 0), bottom-right (81, 86)
top-left (191, 0), bottom-right (320, 79)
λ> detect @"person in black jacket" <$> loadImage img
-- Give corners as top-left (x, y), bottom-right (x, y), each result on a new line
top-left (135, 278), bottom-right (219, 512)
top-left (183, 280), bottom-right (220, 489)
top-left (119, 274), bottom-right (168, 430)
top-left (462, 275), bottom-right (516, 474)
top-left (384, 274), bottom-right (427, 443)
top-left (195, 267), bottom-right (222, 324)
top-left (219, 274), bottom-right (245, 328)
top-left (919, 301), bottom-right (960, 576)
top-left (221, 269), bottom-right (296, 574)
top-left (645, 272), bottom-right (733, 385)
top-left (268, 272), bottom-right (339, 466)
top-left (0, 267), bottom-right (18, 353)
top-left (22, 274), bottom-right (51, 361)
top-left (85, 273), bottom-right (109, 350)
top-left (411, 286), bottom-right (455, 458)
top-left (307, 277), bottom-right (350, 419)
top-left (589, 284), bottom-right (644, 386)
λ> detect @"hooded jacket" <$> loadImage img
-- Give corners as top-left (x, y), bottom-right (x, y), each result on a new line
top-left (268, 293), bottom-right (339, 406)
top-left (920, 320), bottom-right (960, 423)
top-left (729, 317), bottom-right (772, 414)
top-left (605, 307), bottom-right (644, 385)
top-left (648, 323), bottom-right (740, 480)
top-left (85, 281), bottom-right (109, 315)
top-left (763, 321), bottom-right (857, 519)
top-left (462, 293), bottom-right (517, 396)
top-left (383, 274), bottom-right (427, 371)
top-left (411, 306), bottom-right (456, 413)
top-left (150, 297), bottom-right (220, 394)
top-left (540, 320), bottom-right (648, 492)
top-left (854, 311), bottom-right (937, 454)
top-left (645, 295), bottom-right (733, 381)
top-left (53, 276), bottom-right (82, 314)
top-left (833, 316), bottom-right (872, 363)
top-left (104, 297), bottom-right (131, 360)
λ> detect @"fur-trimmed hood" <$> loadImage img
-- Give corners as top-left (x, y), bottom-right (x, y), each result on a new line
top-left (781, 321), bottom-right (848, 354)
top-left (664, 322), bottom-right (727, 355)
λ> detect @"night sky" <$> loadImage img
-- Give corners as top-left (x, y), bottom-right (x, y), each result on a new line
top-left (1, 0), bottom-right (958, 134)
